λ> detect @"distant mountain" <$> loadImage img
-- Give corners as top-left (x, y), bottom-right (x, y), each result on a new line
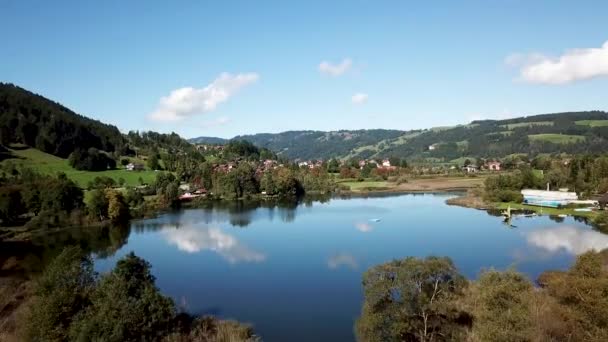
top-left (190, 111), bottom-right (608, 162)
top-left (188, 136), bottom-right (228, 145)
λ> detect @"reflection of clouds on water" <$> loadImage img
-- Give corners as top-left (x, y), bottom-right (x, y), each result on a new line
top-left (162, 226), bottom-right (265, 263)
top-left (327, 253), bottom-right (358, 270)
top-left (526, 226), bottom-right (608, 255)
top-left (355, 222), bottom-right (373, 233)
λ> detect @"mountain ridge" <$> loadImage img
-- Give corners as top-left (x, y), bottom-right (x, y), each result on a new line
top-left (190, 111), bottom-right (608, 161)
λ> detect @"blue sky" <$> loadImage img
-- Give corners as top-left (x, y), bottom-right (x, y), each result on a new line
top-left (1, 1), bottom-right (607, 138)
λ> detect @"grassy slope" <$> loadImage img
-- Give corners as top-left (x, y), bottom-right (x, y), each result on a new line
top-left (1, 148), bottom-right (157, 188)
top-left (500, 121), bottom-right (553, 129)
top-left (528, 134), bottom-right (586, 144)
top-left (575, 120), bottom-right (608, 127)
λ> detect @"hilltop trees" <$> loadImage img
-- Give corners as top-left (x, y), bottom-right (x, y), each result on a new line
top-left (0, 83), bottom-right (125, 158)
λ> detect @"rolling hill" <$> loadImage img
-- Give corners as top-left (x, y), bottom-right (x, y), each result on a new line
top-left (190, 111), bottom-right (608, 162)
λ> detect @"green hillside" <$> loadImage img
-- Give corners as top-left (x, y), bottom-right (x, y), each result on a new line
top-left (1, 146), bottom-right (157, 187)
top-left (192, 111), bottom-right (608, 161)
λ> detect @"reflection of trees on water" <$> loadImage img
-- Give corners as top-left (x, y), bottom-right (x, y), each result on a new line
top-left (0, 224), bottom-right (131, 276)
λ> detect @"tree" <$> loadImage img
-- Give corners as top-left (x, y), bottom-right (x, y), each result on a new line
top-left (356, 256), bottom-right (469, 342)
top-left (147, 154), bottom-right (161, 170)
top-left (69, 253), bottom-right (176, 341)
top-left (27, 247), bottom-right (95, 342)
top-left (0, 185), bottom-right (25, 225)
top-left (327, 158), bottom-right (340, 173)
top-left (106, 190), bottom-right (130, 223)
top-left (470, 269), bottom-right (533, 341)
top-left (87, 189), bottom-right (109, 221)
top-left (539, 251), bottom-right (608, 340)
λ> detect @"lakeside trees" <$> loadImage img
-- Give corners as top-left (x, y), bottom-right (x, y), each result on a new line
top-left (484, 154), bottom-right (608, 203)
top-left (356, 251), bottom-right (608, 342)
top-left (356, 257), bottom-right (470, 342)
top-left (26, 247), bottom-right (258, 342)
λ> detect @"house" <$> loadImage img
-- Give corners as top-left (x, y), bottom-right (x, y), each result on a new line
top-left (486, 161), bottom-right (501, 171)
top-left (428, 144), bottom-right (437, 151)
top-left (358, 160), bottom-right (367, 168)
top-left (462, 165), bottom-right (478, 173)
top-left (381, 159), bottom-right (391, 167)
top-left (126, 163), bottom-right (145, 171)
top-left (298, 161), bottom-right (309, 168)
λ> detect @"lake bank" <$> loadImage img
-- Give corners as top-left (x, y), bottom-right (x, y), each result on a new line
top-left (339, 175), bottom-right (485, 194)
top-left (446, 190), bottom-right (603, 223)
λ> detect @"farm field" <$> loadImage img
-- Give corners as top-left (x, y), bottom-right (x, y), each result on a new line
top-left (575, 120), bottom-right (608, 127)
top-left (500, 121), bottom-right (553, 129)
top-left (1, 147), bottom-right (157, 187)
top-left (528, 134), bottom-right (585, 144)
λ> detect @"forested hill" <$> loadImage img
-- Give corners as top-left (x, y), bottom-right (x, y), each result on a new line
top-left (190, 111), bottom-right (608, 161)
top-left (0, 83), bottom-right (125, 158)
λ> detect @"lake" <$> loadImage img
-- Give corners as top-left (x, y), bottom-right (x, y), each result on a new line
top-left (87, 193), bottom-right (603, 341)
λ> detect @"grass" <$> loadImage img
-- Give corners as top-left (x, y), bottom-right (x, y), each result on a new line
top-left (528, 134), bottom-right (585, 144)
top-left (340, 180), bottom-right (391, 191)
top-left (500, 121), bottom-right (553, 129)
top-left (575, 120), bottom-right (608, 127)
top-left (1, 147), bottom-right (158, 188)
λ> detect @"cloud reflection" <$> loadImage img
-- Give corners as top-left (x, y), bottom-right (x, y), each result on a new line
top-left (355, 222), bottom-right (373, 233)
top-left (526, 226), bottom-right (608, 255)
top-left (162, 226), bottom-right (265, 264)
top-left (327, 253), bottom-right (358, 270)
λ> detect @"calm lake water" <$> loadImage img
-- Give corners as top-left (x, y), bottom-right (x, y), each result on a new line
top-left (86, 193), bottom-right (603, 341)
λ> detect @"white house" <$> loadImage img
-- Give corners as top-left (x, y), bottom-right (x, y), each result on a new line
top-left (126, 163), bottom-right (144, 171)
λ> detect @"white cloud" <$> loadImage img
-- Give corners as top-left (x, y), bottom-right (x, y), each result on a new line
top-left (319, 58), bottom-right (353, 76)
top-left (351, 93), bottom-right (368, 105)
top-left (327, 253), bottom-right (358, 270)
top-left (162, 226), bottom-right (265, 264)
top-left (507, 41), bottom-right (608, 84)
top-left (526, 226), bottom-right (608, 255)
top-left (150, 73), bottom-right (259, 121)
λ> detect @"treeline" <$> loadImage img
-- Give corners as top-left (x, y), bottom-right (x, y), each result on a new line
top-left (484, 155), bottom-right (608, 202)
top-left (356, 252), bottom-right (608, 341)
top-left (151, 161), bottom-right (334, 205)
top-left (24, 247), bottom-right (258, 342)
top-left (0, 83), bottom-right (125, 158)
top-left (0, 167), bottom-right (145, 230)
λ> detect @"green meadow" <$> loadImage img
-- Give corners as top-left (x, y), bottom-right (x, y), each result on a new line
top-left (528, 134), bottom-right (586, 144)
top-left (1, 147), bottom-right (157, 188)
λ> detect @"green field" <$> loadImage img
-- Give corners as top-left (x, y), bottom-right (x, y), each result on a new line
top-left (500, 121), bottom-right (553, 129)
top-left (528, 134), bottom-right (585, 144)
top-left (1, 148), bottom-right (158, 188)
top-left (340, 180), bottom-right (391, 191)
top-left (575, 120), bottom-right (608, 127)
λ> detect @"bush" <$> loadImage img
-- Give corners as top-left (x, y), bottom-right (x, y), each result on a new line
top-left (494, 190), bottom-right (524, 203)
